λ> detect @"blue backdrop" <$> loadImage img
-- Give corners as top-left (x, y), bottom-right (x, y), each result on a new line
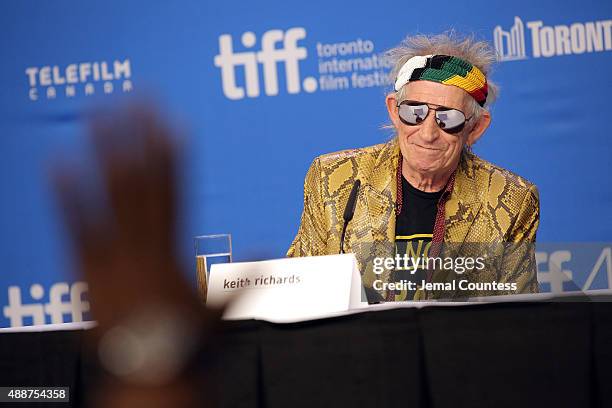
top-left (1, 0), bottom-right (611, 327)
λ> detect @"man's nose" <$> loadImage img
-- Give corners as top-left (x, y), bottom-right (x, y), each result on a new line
top-left (419, 111), bottom-right (439, 143)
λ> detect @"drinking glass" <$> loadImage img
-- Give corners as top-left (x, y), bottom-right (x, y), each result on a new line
top-left (195, 234), bottom-right (232, 302)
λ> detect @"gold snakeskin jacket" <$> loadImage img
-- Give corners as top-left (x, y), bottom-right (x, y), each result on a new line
top-left (287, 137), bottom-right (540, 300)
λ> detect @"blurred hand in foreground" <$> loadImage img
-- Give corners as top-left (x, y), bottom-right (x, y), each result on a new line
top-left (54, 104), bottom-right (220, 408)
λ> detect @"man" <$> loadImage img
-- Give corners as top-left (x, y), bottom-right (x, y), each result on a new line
top-left (287, 33), bottom-right (540, 301)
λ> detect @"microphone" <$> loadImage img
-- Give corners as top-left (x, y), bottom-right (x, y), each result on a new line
top-left (339, 179), bottom-right (361, 254)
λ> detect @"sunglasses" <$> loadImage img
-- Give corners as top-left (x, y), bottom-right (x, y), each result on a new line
top-left (397, 100), bottom-right (473, 134)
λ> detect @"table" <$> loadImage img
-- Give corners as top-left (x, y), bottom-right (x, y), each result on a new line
top-left (1, 301), bottom-right (611, 408)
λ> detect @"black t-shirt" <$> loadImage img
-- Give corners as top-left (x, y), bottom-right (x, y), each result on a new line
top-left (392, 176), bottom-right (443, 300)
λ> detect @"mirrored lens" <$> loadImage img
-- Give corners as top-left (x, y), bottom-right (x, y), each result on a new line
top-left (435, 109), bottom-right (466, 132)
top-left (398, 103), bottom-right (429, 125)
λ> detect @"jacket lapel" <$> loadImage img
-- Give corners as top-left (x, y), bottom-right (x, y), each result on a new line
top-left (444, 152), bottom-right (483, 250)
top-left (346, 139), bottom-right (398, 291)
top-left (364, 138), bottom-right (399, 246)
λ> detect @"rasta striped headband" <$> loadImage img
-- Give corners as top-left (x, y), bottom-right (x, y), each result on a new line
top-left (394, 54), bottom-right (488, 107)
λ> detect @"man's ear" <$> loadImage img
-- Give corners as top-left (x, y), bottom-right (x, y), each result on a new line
top-left (385, 93), bottom-right (400, 129)
top-left (466, 109), bottom-right (491, 146)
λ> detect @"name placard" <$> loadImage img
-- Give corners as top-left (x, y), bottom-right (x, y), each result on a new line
top-left (207, 254), bottom-right (367, 322)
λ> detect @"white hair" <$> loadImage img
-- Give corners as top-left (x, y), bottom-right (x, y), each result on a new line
top-left (385, 31), bottom-right (499, 122)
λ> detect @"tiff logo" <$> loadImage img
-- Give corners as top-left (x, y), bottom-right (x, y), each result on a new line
top-left (536, 247), bottom-right (612, 293)
top-left (536, 251), bottom-right (574, 294)
top-left (494, 16), bottom-right (527, 61)
top-left (214, 27), bottom-right (318, 100)
top-left (2, 282), bottom-right (90, 327)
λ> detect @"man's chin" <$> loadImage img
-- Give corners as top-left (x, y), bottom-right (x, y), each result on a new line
top-left (412, 160), bottom-right (444, 174)
top-left (409, 168), bottom-right (441, 179)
